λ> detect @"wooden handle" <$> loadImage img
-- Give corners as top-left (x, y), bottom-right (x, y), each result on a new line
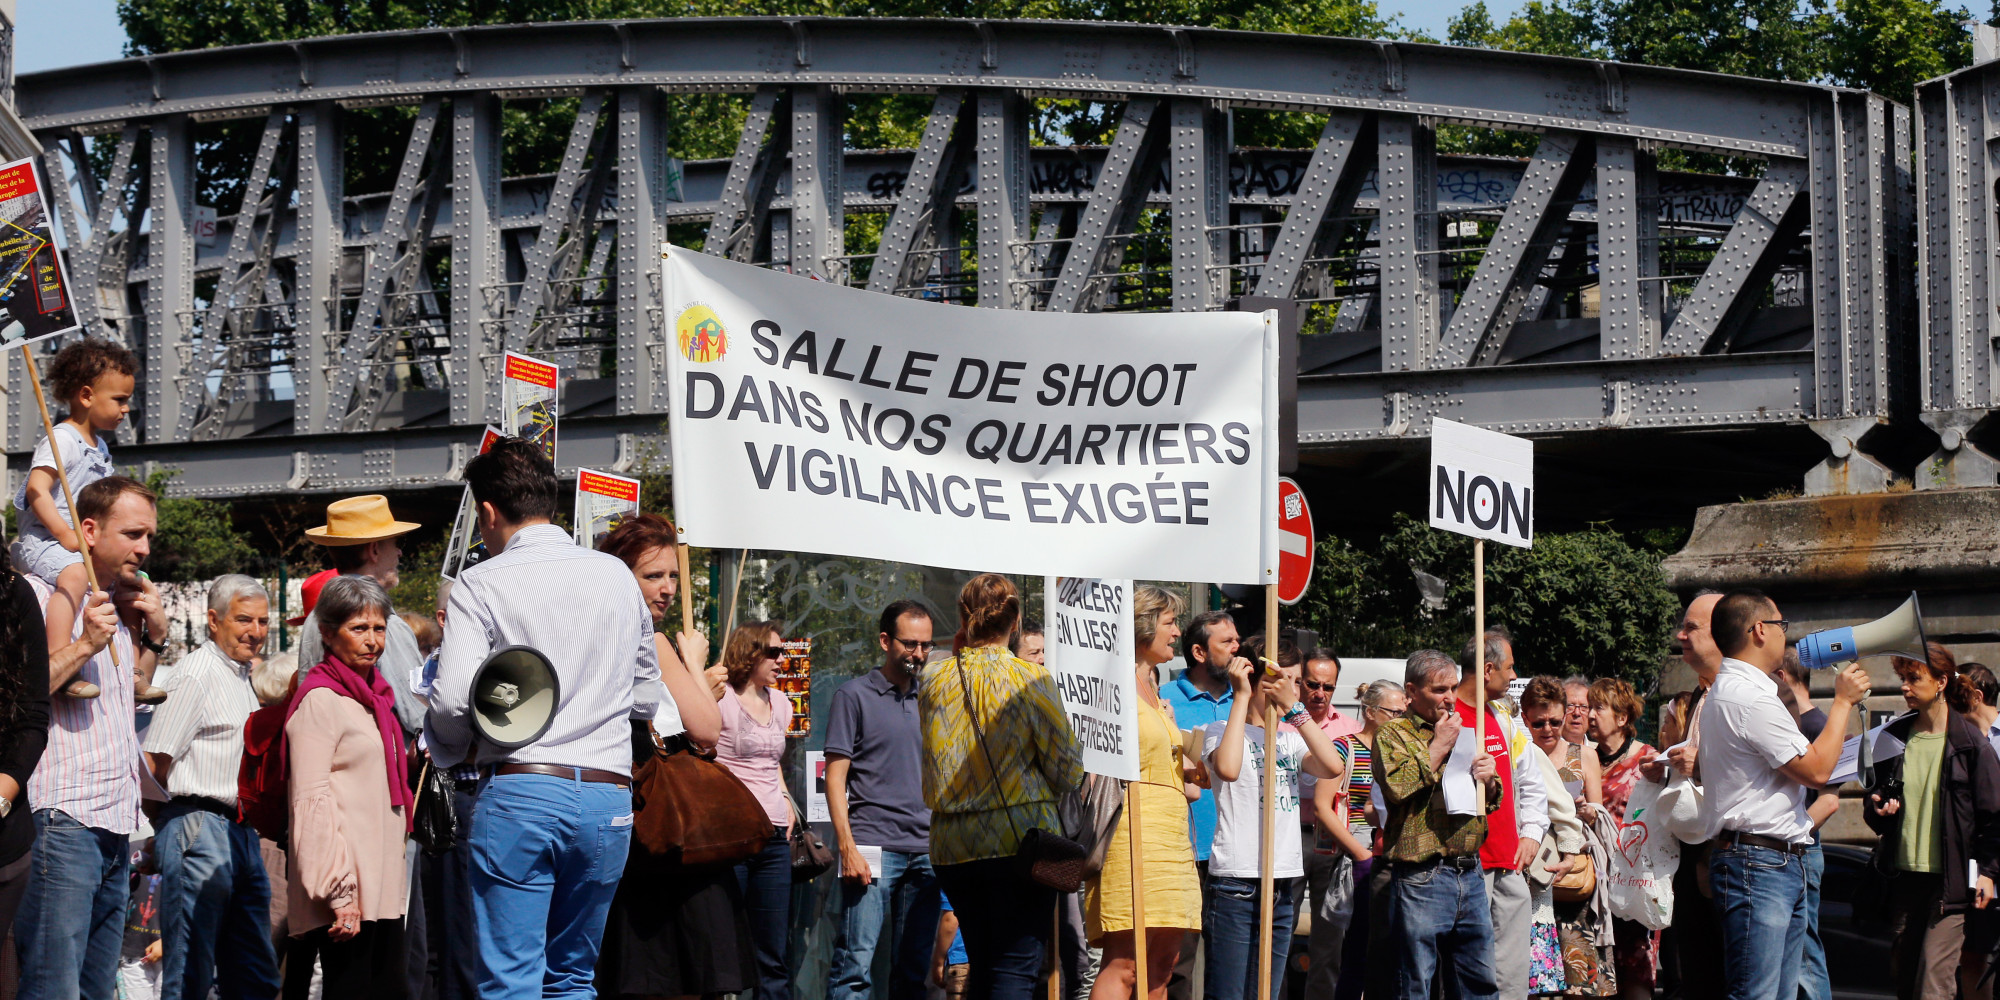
top-left (677, 542), bottom-right (695, 638)
top-left (22, 347), bottom-right (119, 669)
top-left (1474, 539), bottom-right (1485, 750)
top-left (1130, 779), bottom-right (1149, 997)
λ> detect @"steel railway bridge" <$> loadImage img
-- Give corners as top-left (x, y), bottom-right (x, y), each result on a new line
top-left (2, 15), bottom-right (1987, 523)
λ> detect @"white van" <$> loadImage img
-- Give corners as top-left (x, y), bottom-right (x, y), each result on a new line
top-left (1326, 657), bottom-right (1408, 717)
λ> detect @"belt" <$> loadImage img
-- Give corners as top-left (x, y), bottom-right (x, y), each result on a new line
top-left (493, 763), bottom-right (629, 788)
top-left (170, 796), bottom-right (235, 818)
top-left (1395, 854), bottom-right (1482, 871)
top-left (1715, 830), bottom-right (1808, 856)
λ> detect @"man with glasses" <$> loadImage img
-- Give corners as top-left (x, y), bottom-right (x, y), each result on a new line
top-left (1697, 590), bottom-right (1870, 1000)
top-left (1297, 650), bottom-right (1362, 1000)
top-left (825, 600), bottom-right (942, 1000)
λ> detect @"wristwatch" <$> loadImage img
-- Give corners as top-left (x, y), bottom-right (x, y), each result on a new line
top-left (138, 625), bottom-right (167, 656)
top-left (0, 797), bottom-right (13, 819)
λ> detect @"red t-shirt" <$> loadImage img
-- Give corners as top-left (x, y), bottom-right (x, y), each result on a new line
top-left (1455, 699), bottom-right (1518, 871)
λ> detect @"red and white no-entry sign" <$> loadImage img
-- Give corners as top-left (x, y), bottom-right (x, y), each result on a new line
top-left (1276, 477), bottom-right (1314, 605)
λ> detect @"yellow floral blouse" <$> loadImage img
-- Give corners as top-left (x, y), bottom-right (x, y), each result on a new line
top-left (919, 644), bottom-right (1085, 866)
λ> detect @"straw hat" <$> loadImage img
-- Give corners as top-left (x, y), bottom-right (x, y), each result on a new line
top-left (305, 495), bottom-right (422, 547)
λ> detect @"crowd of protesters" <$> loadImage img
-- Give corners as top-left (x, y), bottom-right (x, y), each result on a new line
top-left (0, 339), bottom-right (1995, 1000)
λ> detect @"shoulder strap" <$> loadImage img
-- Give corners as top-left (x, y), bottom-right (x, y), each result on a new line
top-left (954, 655), bottom-right (1026, 842)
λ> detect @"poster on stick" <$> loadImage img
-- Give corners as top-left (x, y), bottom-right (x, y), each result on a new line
top-left (502, 351), bottom-right (559, 462)
top-left (573, 469), bottom-right (641, 548)
top-left (1046, 577), bottom-right (1140, 781)
top-left (442, 426), bottom-right (504, 580)
top-left (0, 157), bottom-right (80, 349)
top-left (1428, 418), bottom-right (1534, 548)
top-left (661, 246), bottom-right (1279, 584)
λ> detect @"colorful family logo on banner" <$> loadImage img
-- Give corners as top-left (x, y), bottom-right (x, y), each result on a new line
top-left (1045, 576), bottom-right (1141, 781)
top-left (660, 246), bottom-right (1280, 584)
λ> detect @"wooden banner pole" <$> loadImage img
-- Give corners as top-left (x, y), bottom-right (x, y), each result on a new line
top-left (1048, 906), bottom-right (1061, 1000)
top-left (677, 542), bottom-right (695, 638)
top-left (21, 346), bottom-right (118, 668)
top-left (1129, 780), bottom-right (1149, 999)
top-left (1256, 583), bottom-right (1279, 1000)
top-left (1473, 539), bottom-right (1485, 750)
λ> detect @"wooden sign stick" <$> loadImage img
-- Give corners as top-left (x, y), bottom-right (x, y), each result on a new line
top-left (1474, 539), bottom-right (1485, 751)
top-left (1130, 779), bottom-right (1149, 999)
top-left (22, 346), bottom-right (119, 668)
top-left (677, 542), bottom-right (696, 638)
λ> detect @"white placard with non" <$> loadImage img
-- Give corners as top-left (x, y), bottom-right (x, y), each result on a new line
top-left (663, 246), bottom-right (1279, 584)
top-left (1045, 577), bottom-right (1141, 781)
top-left (1429, 418), bottom-right (1535, 549)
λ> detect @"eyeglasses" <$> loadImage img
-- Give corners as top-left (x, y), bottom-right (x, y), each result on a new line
top-left (762, 645), bottom-right (787, 660)
top-left (1757, 619), bottom-right (1793, 632)
top-left (891, 637), bottom-right (936, 651)
top-left (1302, 679), bottom-right (1337, 692)
top-left (1368, 706), bottom-right (1406, 718)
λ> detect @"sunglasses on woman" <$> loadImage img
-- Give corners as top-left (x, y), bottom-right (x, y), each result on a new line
top-left (762, 645), bottom-right (787, 660)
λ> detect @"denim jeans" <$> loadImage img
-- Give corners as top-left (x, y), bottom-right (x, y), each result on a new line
top-left (469, 772), bottom-right (632, 1000)
top-left (829, 849), bottom-right (940, 1000)
top-left (1203, 874), bottom-right (1299, 1000)
top-left (935, 857), bottom-right (1058, 1000)
top-left (1710, 842), bottom-right (1810, 1000)
top-left (1384, 859), bottom-right (1497, 1000)
top-left (737, 828), bottom-right (795, 1000)
top-left (17, 809), bottom-right (130, 1000)
top-left (156, 804), bottom-right (281, 1000)
top-left (1798, 841), bottom-right (1829, 1000)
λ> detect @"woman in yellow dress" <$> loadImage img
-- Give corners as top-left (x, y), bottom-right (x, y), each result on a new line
top-left (1086, 585), bottom-right (1203, 1000)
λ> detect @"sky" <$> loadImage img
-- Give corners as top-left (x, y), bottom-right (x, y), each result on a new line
top-left (11, 0), bottom-right (1495, 75)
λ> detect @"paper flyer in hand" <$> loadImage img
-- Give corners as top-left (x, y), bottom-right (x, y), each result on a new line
top-left (0, 157), bottom-right (80, 350)
top-left (1443, 726), bottom-right (1481, 816)
top-left (441, 426), bottom-right (505, 580)
top-left (501, 351), bottom-right (559, 462)
top-left (573, 468), bottom-right (641, 548)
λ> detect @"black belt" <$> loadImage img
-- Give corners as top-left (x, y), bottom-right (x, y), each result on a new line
top-left (1715, 830), bottom-right (1808, 856)
top-left (1394, 854), bottom-right (1482, 871)
top-left (170, 796), bottom-right (235, 818)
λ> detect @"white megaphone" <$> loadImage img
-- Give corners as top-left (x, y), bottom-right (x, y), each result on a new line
top-left (472, 645), bottom-right (561, 750)
top-left (1793, 591), bottom-right (1927, 785)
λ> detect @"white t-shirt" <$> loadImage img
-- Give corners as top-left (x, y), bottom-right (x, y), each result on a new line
top-left (1698, 657), bottom-right (1813, 844)
top-left (1203, 722), bottom-right (1308, 879)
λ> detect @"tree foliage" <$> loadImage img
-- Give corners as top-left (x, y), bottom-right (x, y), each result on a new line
top-left (143, 471), bottom-right (260, 583)
top-left (1293, 514), bottom-right (1681, 690)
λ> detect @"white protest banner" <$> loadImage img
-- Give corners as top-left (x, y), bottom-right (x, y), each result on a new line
top-left (502, 351), bottom-right (559, 462)
top-left (662, 246), bottom-right (1279, 583)
top-left (1046, 577), bottom-right (1140, 781)
top-left (1429, 418), bottom-right (1534, 548)
top-left (574, 468), bottom-right (641, 548)
top-left (0, 157), bottom-right (80, 349)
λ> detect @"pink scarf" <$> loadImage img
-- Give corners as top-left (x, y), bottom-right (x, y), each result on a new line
top-left (287, 654), bottom-right (414, 831)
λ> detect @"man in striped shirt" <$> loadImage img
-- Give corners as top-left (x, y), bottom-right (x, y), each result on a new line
top-left (143, 575), bottom-right (282, 1000)
top-left (18, 476), bottom-right (165, 1000)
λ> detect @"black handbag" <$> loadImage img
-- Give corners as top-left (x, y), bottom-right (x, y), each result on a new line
top-left (954, 656), bottom-right (1089, 892)
top-left (781, 784), bottom-right (834, 883)
top-left (411, 761), bottom-right (458, 855)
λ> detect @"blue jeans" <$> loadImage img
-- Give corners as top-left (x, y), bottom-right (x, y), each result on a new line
top-left (829, 849), bottom-right (940, 1000)
top-left (156, 804), bottom-right (281, 1000)
top-left (1204, 874), bottom-right (1300, 1000)
top-left (17, 809), bottom-right (130, 1000)
top-left (935, 857), bottom-right (1057, 1000)
top-left (1710, 842), bottom-right (1810, 1000)
top-left (1384, 859), bottom-right (1497, 1000)
top-left (469, 772), bottom-right (632, 1000)
top-left (1798, 841), bottom-right (1829, 1000)
top-left (736, 829), bottom-right (794, 1000)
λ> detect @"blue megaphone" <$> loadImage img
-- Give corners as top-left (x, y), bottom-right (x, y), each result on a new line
top-left (1794, 592), bottom-right (1928, 672)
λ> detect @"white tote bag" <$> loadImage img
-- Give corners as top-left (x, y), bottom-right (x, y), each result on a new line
top-left (1605, 776), bottom-right (1681, 929)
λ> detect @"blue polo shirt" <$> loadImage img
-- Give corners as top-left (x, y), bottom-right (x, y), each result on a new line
top-left (823, 667), bottom-right (930, 854)
top-left (1162, 675), bottom-right (1234, 861)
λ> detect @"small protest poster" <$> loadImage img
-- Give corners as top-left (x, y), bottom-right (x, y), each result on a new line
top-left (1045, 576), bottom-right (1140, 781)
top-left (776, 639), bottom-right (813, 737)
top-left (0, 157), bottom-right (80, 349)
top-left (805, 751), bottom-right (830, 823)
top-left (573, 469), bottom-right (641, 548)
top-left (502, 351), bottom-right (559, 462)
top-left (441, 426), bottom-right (504, 580)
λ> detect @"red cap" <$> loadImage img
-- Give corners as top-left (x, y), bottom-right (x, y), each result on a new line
top-left (286, 569), bottom-right (340, 627)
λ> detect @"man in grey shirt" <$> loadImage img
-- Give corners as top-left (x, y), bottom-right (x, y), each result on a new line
top-left (296, 494), bottom-right (427, 736)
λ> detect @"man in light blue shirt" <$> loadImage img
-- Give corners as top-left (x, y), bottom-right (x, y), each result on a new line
top-left (1159, 609), bottom-right (1245, 1000)
top-left (427, 438), bottom-right (660, 1000)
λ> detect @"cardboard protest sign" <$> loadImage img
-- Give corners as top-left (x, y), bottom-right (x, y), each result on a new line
top-left (442, 426), bottom-right (504, 580)
top-left (1429, 418), bottom-right (1534, 548)
top-left (0, 157), bottom-right (80, 349)
top-left (573, 468), bottom-right (640, 548)
top-left (502, 352), bottom-right (559, 462)
top-left (662, 246), bottom-right (1279, 584)
top-left (1046, 577), bottom-right (1141, 781)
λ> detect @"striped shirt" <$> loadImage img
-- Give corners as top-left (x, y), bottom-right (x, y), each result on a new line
top-left (27, 577), bottom-right (142, 835)
top-left (142, 641), bottom-right (260, 807)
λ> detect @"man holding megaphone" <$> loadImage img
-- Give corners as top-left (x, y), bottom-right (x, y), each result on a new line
top-left (425, 438), bottom-right (663, 1000)
top-left (1697, 590), bottom-right (1871, 1000)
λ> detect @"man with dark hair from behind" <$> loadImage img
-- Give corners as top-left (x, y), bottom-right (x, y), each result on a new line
top-left (1961, 662), bottom-right (2000, 1000)
top-left (1697, 589), bottom-right (1870, 1000)
top-left (426, 437), bottom-right (662, 998)
top-left (825, 599), bottom-right (941, 1000)
top-left (1161, 609), bottom-right (1248, 1000)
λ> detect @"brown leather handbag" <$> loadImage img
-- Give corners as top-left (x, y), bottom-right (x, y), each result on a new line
top-left (631, 726), bottom-right (773, 867)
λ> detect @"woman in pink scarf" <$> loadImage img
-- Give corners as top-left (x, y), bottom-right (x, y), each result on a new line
top-left (283, 575), bottom-right (412, 999)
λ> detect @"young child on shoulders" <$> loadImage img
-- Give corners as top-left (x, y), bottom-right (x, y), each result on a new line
top-left (12, 338), bottom-right (163, 703)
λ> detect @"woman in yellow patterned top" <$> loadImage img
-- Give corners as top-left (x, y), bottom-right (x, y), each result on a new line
top-left (920, 573), bottom-right (1084, 1000)
top-left (1087, 585), bottom-right (1201, 1000)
